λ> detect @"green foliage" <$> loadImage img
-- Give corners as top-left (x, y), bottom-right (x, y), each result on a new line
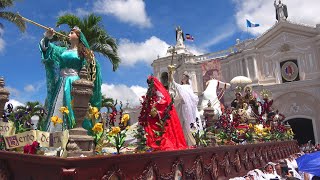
top-left (6, 101), bottom-right (46, 133)
top-left (0, 0), bottom-right (26, 32)
top-left (134, 124), bottom-right (148, 151)
top-left (107, 129), bottom-right (128, 154)
top-left (192, 130), bottom-right (209, 147)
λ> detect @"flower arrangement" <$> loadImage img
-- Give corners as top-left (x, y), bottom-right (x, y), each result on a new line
top-left (23, 141), bottom-right (40, 154)
top-left (107, 124), bottom-right (130, 154)
top-left (203, 88), bottom-right (295, 146)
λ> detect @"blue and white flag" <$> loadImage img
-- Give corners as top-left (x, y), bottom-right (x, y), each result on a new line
top-left (246, 19), bottom-right (260, 27)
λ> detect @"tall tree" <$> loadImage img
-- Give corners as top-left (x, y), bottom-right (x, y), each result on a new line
top-left (56, 13), bottom-right (120, 71)
top-left (0, 0), bottom-right (26, 32)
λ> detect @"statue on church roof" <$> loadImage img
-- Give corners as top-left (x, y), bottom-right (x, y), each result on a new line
top-left (274, 0), bottom-right (288, 21)
top-left (175, 26), bottom-right (185, 48)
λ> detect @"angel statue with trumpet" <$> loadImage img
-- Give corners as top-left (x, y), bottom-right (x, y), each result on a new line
top-left (39, 26), bottom-right (102, 132)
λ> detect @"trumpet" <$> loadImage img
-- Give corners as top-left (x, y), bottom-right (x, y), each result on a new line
top-left (18, 14), bottom-right (68, 39)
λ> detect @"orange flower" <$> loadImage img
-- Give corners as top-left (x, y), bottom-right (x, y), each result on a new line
top-left (51, 115), bottom-right (63, 126)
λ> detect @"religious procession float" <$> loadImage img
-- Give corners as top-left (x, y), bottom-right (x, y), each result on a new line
top-left (0, 3), bottom-right (299, 179)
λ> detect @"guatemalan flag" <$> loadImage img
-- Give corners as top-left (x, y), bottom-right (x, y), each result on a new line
top-left (246, 19), bottom-right (260, 27)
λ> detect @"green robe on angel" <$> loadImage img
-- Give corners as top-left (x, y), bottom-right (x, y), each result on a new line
top-left (40, 37), bottom-right (102, 132)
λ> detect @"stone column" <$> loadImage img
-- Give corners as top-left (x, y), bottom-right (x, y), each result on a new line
top-left (0, 77), bottom-right (10, 121)
top-left (66, 66), bottom-right (95, 157)
top-left (245, 57), bottom-right (251, 78)
top-left (252, 56), bottom-right (259, 83)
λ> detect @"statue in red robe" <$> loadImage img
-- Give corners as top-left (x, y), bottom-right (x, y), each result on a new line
top-left (138, 76), bottom-right (187, 151)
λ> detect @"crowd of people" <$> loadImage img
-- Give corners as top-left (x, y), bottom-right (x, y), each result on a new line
top-left (299, 142), bottom-right (320, 153)
top-left (230, 150), bottom-right (320, 180)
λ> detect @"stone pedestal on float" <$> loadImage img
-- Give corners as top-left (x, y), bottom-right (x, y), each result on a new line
top-left (203, 101), bottom-right (217, 128)
top-left (0, 77), bottom-right (10, 121)
top-left (203, 101), bottom-right (218, 146)
top-left (66, 67), bottom-right (95, 157)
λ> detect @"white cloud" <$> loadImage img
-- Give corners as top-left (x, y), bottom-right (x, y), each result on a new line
top-left (0, 38), bottom-right (4, 53)
top-left (6, 86), bottom-right (20, 97)
top-left (118, 36), bottom-right (169, 66)
top-left (233, 0), bottom-right (320, 35)
top-left (93, 0), bottom-right (151, 28)
top-left (101, 83), bottom-right (147, 107)
top-left (130, 85), bottom-right (147, 100)
top-left (185, 45), bottom-right (207, 56)
top-left (5, 99), bottom-right (24, 110)
top-left (24, 85), bottom-right (36, 92)
top-left (201, 29), bottom-right (236, 48)
top-left (75, 8), bottom-right (90, 17)
top-left (57, 8), bottom-right (90, 17)
top-left (0, 28), bottom-right (5, 52)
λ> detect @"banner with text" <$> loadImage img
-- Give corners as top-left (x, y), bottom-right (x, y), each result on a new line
top-left (0, 121), bottom-right (16, 136)
top-left (4, 130), bottom-right (69, 149)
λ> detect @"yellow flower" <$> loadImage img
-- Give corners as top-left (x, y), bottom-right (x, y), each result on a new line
top-left (264, 127), bottom-right (271, 132)
top-left (108, 126), bottom-right (121, 136)
top-left (248, 123), bottom-right (253, 129)
top-left (126, 126), bottom-right (130, 130)
top-left (121, 114), bottom-right (130, 126)
top-left (92, 123), bottom-right (103, 134)
top-left (59, 106), bottom-right (69, 114)
top-left (51, 115), bottom-right (63, 126)
top-left (89, 106), bottom-right (100, 120)
top-left (262, 132), bottom-right (268, 137)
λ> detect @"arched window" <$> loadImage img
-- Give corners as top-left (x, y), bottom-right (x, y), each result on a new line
top-left (160, 72), bottom-right (169, 89)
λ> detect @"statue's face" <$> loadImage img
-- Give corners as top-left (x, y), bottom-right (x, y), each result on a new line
top-left (181, 75), bottom-right (189, 84)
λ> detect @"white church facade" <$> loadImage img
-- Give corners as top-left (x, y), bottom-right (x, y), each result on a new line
top-left (152, 20), bottom-right (320, 145)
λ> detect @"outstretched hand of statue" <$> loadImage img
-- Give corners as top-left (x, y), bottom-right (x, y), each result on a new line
top-left (44, 27), bottom-right (55, 39)
top-left (168, 65), bottom-right (175, 82)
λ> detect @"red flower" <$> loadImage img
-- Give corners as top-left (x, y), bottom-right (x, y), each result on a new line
top-left (23, 141), bottom-right (39, 154)
top-left (23, 144), bottom-right (31, 154)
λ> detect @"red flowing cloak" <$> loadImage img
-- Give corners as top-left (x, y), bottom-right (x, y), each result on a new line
top-left (143, 76), bottom-right (187, 151)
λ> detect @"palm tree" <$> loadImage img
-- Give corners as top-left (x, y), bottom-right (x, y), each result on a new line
top-left (15, 101), bottom-right (45, 131)
top-left (55, 13), bottom-right (120, 71)
top-left (101, 95), bottom-right (115, 113)
top-left (0, 0), bottom-right (26, 32)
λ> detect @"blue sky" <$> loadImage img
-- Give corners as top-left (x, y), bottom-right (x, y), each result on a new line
top-left (1, 0), bottom-right (319, 107)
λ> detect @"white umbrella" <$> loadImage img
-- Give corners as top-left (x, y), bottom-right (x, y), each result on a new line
top-left (230, 76), bottom-right (252, 85)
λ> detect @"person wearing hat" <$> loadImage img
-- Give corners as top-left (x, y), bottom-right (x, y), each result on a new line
top-left (40, 27), bottom-right (102, 132)
top-left (264, 162), bottom-right (281, 179)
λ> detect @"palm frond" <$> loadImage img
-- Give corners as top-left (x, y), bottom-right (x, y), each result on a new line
top-left (91, 43), bottom-right (120, 71)
top-left (0, 0), bottom-right (14, 9)
top-left (56, 14), bottom-right (81, 29)
top-left (0, 11), bottom-right (26, 32)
